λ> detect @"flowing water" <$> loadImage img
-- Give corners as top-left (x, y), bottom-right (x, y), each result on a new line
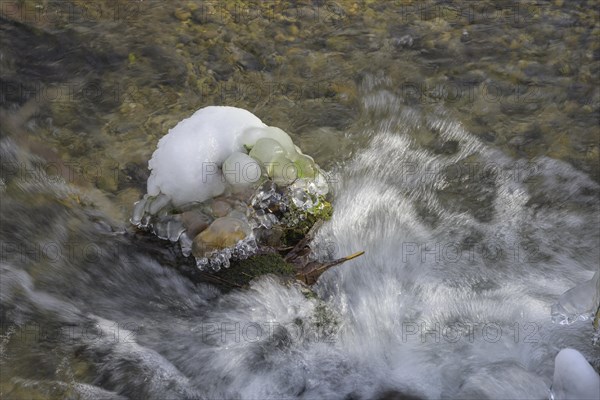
top-left (1, 1), bottom-right (599, 399)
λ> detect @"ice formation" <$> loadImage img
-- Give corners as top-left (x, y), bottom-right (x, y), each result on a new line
top-left (551, 348), bottom-right (600, 400)
top-left (551, 271), bottom-right (600, 325)
top-left (132, 106), bottom-right (331, 270)
top-left (146, 106), bottom-right (266, 206)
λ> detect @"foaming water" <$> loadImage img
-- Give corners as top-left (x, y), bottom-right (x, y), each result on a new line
top-left (1, 78), bottom-right (598, 399)
top-left (310, 81), bottom-right (599, 398)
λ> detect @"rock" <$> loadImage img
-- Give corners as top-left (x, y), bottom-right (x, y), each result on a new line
top-left (191, 4), bottom-right (218, 24)
top-left (192, 217), bottom-right (251, 257)
top-left (210, 199), bottom-right (232, 217)
top-left (140, 45), bottom-right (187, 86)
top-left (136, 107), bottom-right (333, 269)
top-left (461, 30), bottom-right (470, 43)
top-left (181, 210), bottom-right (212, 238)
top-left (258, 225), bottom-right (284, 247)
top-left (117, 162), bottom-right (149, 192)
top-left (174, 8), bottom-right (191, 22)
top-left (230, 46), bottom-right (261, 71)
top-left (392, 35), bottom-right (414, 48)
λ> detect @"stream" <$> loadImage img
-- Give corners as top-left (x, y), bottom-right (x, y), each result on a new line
top-left (1, 1), bottom-right (599, 399)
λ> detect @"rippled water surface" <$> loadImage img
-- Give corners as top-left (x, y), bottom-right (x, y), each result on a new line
top-left (1, 1), bottom-right (599, 399)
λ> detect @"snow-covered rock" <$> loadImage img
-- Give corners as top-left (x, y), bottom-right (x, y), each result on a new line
top-left (135, 106), bottom-right (330, 270)
top-left (147, 106), bottom-right (266, 206)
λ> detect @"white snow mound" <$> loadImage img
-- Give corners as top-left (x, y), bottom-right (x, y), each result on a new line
top-left (147, 106), bottom-right (266, 206)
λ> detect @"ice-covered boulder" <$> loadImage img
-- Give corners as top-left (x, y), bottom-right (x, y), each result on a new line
top-left (133, 106), bottom-right (332, 271)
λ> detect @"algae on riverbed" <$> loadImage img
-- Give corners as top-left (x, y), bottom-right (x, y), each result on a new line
top-left (3, 0), bottom-right (598, 209)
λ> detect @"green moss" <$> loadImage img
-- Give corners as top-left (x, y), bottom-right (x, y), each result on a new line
top-left (282, 196), bottom-right (333, 246)
top-left (214, 253), bottom-right (295, 287)
top-left (300, 285), bottom-right (318, 300)
top-left (282, 223), bottom-right (311, 246)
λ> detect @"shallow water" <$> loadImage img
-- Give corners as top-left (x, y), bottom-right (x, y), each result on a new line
top-left (1, 1), bottom-right (599, 399)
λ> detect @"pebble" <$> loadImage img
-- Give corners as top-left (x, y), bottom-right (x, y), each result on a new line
top-left (392, 35), bottom-right (414, 48)
top-left (192, 217), bottom-right (251, 257)
top-left (211, 199), bottom-right (232, 217)
top-left (174, 8), bottom-right (191, 22)
top-left (181, 210), bottom-right (212, 238)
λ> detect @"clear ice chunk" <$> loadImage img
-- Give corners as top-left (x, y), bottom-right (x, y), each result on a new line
top-left (308, 172), bottom-right (330, 196)
top-left (148, 193), bottom-right (172, 215)
top-left (249, 138), bottom-right (286, 165)
top-left (151, 214), bottom-right (185, 242)
top-left (193, 234), bottom-right (258, 271)
top-left (179, 232), bottom-right (193, 257)
top-left (241, 126), bottom-right (297, 156)
top-left (131, 197), bottom-right (148, 226)
top-left (551, 271), bottom-right (600, 325)
top-left (166, 218), bottom-right (185, 242)
top-left (268, 154), bottom-right (297, 186)
top-left (290, 188), bottom-right (314, 210)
